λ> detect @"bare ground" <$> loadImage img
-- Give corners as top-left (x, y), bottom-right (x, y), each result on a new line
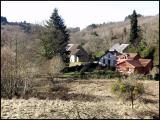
top-left (1, 79), bottom-right (159, 119)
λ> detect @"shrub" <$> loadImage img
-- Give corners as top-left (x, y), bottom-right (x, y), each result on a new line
top-left (150, 67), bottom-right (159, 80)
top-left (1, 75), bottom-right (34, 99)
top-left (94, 51), bottom-right (105, 59)
top-left (47, 55), bottom-right (65, 75)
top-left (1, 47), bottom-right (34, 99)
top-left (111, 76), bottom-right (144, 109)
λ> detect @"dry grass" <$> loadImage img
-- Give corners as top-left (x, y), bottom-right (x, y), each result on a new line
top-left (1, 79), bottom-right (159, 119)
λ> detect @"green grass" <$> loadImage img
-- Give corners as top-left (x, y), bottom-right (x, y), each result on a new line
top-left (63, 72), bottom-right (77, 77)
top-left (69, 62), bottom-right (82, 67)
top-left (63, 69), bottom-right (121, 79)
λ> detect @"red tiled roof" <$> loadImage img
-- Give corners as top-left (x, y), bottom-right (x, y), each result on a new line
top-left (116, 59), bottom-right (152, 68)
top-left (126, 60), bottom-right (142, 68)
top-left (116, 59), bottom-right (128, 64)
top-left (117, 53), bottom-right (138, 59)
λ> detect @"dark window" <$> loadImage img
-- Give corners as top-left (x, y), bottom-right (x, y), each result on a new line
top-left (108, 59), bottom-right (110, 66)
top-left (108, 54), bottom-right (110, 58)
top-left (103, 59), bottom-right (105, 64)
top-left (113, 60), bottom-right (116, 65)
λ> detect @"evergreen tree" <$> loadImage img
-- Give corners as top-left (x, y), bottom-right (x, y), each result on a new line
top-left (129, 10), bottom-right (140, 46)
top-left (40, 8), bottom-right (69, 65)
top-left (1, 16), bottom-right (8, 25)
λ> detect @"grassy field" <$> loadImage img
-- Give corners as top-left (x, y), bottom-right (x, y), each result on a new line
top-left (1, 79), bottom-right (159, 119)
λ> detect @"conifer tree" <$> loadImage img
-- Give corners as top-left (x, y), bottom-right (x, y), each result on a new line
top-left (40, 8), bottom-right (69, 65)
top-left (130, 10), bottom-right (140, 46)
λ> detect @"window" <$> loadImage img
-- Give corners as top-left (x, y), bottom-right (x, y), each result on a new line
top-left (108, 59), bottom-right (110, 66)
top-left (103, 59), bottom-right (105, 64)
top-left (113, 60), bottom-right (116, 65)
top-left (108, 54), bottom-right (110, 58)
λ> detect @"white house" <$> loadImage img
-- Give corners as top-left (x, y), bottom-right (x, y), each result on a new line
top-left (98, 43), bottom-right (129, 67)
top-left (66, 44), bottom-right (89, 63)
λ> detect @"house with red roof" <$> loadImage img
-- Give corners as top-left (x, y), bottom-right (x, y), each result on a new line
top-left (116, 58), bottom-right (152, 75)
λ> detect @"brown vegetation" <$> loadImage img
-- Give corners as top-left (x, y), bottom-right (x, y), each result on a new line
top-left (1, 79), bottom-right (159, 119)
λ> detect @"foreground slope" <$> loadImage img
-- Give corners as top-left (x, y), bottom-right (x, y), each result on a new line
top-left (1, 80), bottom-right (159, 119)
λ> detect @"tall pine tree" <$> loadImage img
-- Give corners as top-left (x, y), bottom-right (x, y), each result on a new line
top-left (40, 8), bottom-right (69, 65)
top-left (129, 10), bottom-right (140, 46)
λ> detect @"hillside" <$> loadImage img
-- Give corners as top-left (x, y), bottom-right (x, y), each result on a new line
top-left (69, 15), bottom-right (159, 53)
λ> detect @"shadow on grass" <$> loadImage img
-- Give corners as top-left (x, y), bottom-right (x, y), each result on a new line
top-left (140, 97), bottom-right (158, 104)
top-left (26, 82), bottom-right (113, 102)
top-left (31, 79), bottom-right (114, 102)
top-left (135, 109), bottom-right (159, 119)
top-left (144, 92), bottom-right (157, 97)
top-left (30, 91), bottom-right (113, 102)
top-left (19, 78), bottom-right (114, 102)
top-left (60, 93), bottom-right (113, 102)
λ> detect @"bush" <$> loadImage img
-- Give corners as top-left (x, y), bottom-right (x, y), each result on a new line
top-left (1, 75), bottom-right (34, 99)
top-left (94, 51), bottom-right (105, 60)
top-left (46, 55), bottom-right (65, 75)
top-left (111, 77), bottom-right (144, 109)
top-left (150, 67), bottom-right (159, 80)
top-left (1, 46), bottom-right (34, 99)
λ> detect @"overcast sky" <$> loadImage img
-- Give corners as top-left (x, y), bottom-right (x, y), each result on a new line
top-left (1, 1), bottom-right (159, 29)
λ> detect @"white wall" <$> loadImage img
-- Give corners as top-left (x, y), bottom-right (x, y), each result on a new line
top-left (76, 56), bottom-right (79, 62)
top-left (70, 55), bottom-right (75, 62)
top-left (70, 55), bottom-right (79, 63)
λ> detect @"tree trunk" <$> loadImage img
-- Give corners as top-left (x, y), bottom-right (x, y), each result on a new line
top-left (131, 91), bottom-right (134, 109)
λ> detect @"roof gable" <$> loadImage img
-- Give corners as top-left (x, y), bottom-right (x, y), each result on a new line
top-left (66, 44), bottom-right (86, 55)
top-left (109, 43), bottom-right (129, 53)
top-left (126, 60), bottom-right (142, 68)
top-left (117, 53), bottom-right (139, 59)
top-left (138, 59), bottom-right (152, 67)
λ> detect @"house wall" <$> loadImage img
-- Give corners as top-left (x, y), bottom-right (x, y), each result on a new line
top-left (116, 61), bottom-right (151, 75)
top-left (142, 61), bottom-right (153, 74)
top-left (70, 55), bottom-right (75, 63)
top-left (134, 55), bottom-right (140, 60)
top-left (76, 48), bottom-right (89, 62)
top-left (69, 47), bottom-right (89, 63)
top-left (116, 62), bottom-right (133, 74)
top-left (134, 67), bottom-right (144, 74)
top-left (99, 52), bottom-right (117, 67)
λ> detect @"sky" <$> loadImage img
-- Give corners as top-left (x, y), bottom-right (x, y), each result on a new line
top-left (1, 1), bottom-right (159, 29)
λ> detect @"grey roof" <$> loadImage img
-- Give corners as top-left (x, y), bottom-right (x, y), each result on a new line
top-left (109, 43), bottom-right (129, 53)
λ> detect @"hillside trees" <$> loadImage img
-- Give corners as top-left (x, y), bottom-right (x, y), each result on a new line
top-left (40, 8), bottom-right (69, 66)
